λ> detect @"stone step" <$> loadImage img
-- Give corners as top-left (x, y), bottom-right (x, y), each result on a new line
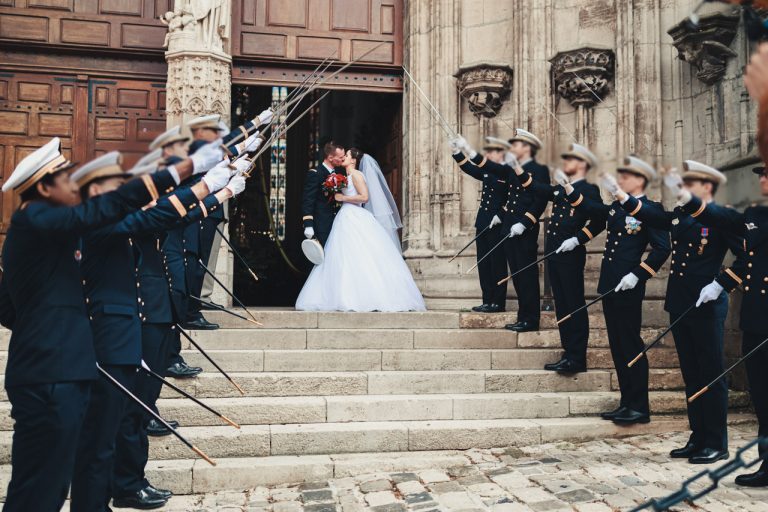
top-left (168, 347), bottom-right (680, 373)
top-left (98, 391), bottom-right (754, 427)
top-left (1, 415), bottom-right (751, 465)
top-left (202, 310), bottom-right (461, 330)
top-left (181, 327), bottom-right (675, 351)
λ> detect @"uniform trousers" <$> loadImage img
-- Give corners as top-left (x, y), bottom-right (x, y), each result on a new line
top-left (185, 216), bottom-right (222, 322)
top-left (4, 381), bottom-right (91, 512)
top-left (670, 294), bottom-right (729, 451)
top-left (476, 225), bottom-right (508, 307)
top-left (603, 288), bottom-right (649, 414)
top-left (113, 324), bottom-right (175, 498)
top-left (70, 365), bottom-right (137, 512)
top-left (549, 251), bottom-right (589, 366)
top-left (504, 224), bottom-right (540, 325)
top-left (743, 330), bottom-right (768, 469)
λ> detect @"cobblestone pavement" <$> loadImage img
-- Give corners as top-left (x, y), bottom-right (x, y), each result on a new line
top-left (151, 424), bottom-right (768, 511)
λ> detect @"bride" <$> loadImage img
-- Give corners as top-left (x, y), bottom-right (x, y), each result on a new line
top-left (296, 148), bottom-right (426, 312)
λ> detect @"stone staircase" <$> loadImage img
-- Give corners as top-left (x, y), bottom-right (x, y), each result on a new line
top-left (0, 309), bottom-right (751, 497)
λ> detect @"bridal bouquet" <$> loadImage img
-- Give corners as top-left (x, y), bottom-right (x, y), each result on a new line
top-left (322, 172), bottom-right (347, 204)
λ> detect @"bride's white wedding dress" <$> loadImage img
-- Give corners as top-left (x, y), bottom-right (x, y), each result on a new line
top-left (295, 172), bottom-right (426, 312)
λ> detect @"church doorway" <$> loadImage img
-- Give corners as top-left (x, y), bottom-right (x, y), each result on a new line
top-left (229, 85), bottom-right (403, 307)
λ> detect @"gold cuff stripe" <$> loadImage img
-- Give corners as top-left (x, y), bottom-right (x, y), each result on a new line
top-left (141, 175), bottom-right (159, 201)
top-left (570, 194), bottom-right (584, 207)
top-left (629, 201), bottom-right (642, 217)
top-left (691, 201), bottom-right (706, 218)
top-left (477, 156), bottom-right (487, 168)
top-left (168, 195), bottom-right (187, 217)
top-left (521, 175), bottom-right (533, 188)
top-left (640, 261), bottom-right (656, 277)
top-left (302, 215), bottom-right (314, 221)
top-left (240, 126), bottom-right (248, 139)
top-left (199, 201), bottom-right (208, 218)
top-left (525, 212), bottom-right (537, 224)
top-left (581, 227), bottom-right (594, 240)
top-left (725, 268), bottom-right (743, 285)
top-left (457, 157), bottom-right (469, 166)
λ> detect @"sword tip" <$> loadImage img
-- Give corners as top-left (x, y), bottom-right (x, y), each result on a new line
top-left (192, 445), bottom-right (217, 466)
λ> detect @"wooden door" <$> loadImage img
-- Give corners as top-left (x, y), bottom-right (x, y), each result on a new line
top-left (0, 71), bottom-right (166, 234)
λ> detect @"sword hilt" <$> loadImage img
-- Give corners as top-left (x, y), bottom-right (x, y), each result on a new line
top-left (688, 386), bottom-right (709, 403)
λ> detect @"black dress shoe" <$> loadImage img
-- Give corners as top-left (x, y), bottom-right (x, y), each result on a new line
top-left (612, 408), bottom-right (650, 425)
top-left (670, 441), bottom-right (699, 459)
top-left (181, 317), bottom-right (220, 330)
top-left (484, 304), bottom-right (505, 313)
top-left (146, 419), bottom-right (180, 437)
top-left (544, 358), bottom-right (567, 371)
top-left (601, 406), bottom-right (627, 421)
top-left (505, 321), bottom-right (539, 333)
top-left (166, 362), bottom-right (203, 378)
top-left (112, 488), bottom-right (168, 509)
top-left (735, 467), bottom-right (768, 487)
top-left (144, 484), bottom-right (172, 500)
top-left (689, 448), bottom-right (729, 465)
top-left (472, 304), bottom-right (489, 312)
top-left (553, 359), bottom-right (587, 374)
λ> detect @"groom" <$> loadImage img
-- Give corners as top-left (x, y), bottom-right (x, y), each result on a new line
top-left (302, 141), bottom-right (346, 245)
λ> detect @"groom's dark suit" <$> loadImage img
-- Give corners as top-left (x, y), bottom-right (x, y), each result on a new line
top-left (302, 162), bottom-right (341, 245)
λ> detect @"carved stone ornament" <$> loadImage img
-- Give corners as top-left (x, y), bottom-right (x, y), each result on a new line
top-left (161, 0), bottom-right (231, 56)
top-left (453, 63), bottom-right (514, 118)
top-left (165, 53), bottom-right (232, 125)
top-left (668, 12), bottom-right (740, 85)
top-left (550, 48), bottom-right (615, 108)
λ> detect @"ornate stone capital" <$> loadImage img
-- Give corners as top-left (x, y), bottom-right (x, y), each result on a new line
top-left (668, 12), bottom-right (740, 85)
top-left (453, 62), bottom-right (514, 118)
top-left (550, 48), bottom-right (615, 108)
top-left (165, 51), bottom-right (232, 126)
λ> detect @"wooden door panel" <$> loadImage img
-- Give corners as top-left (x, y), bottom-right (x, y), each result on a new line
top-left (234, 0), bottom-right (402, 69)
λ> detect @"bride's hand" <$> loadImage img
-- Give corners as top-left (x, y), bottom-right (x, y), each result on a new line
top-left (334, 193), bottom-right (345, 202)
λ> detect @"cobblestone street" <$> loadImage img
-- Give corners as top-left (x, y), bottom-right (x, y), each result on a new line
top-left (142, 423), bottom-right (768, 512)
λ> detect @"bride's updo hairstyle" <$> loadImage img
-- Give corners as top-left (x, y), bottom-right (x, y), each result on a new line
top-left (348, 148), bottom-right (364, 167)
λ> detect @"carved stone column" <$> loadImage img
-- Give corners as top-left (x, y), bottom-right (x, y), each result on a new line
top-left (668, 12), bottom-right (740, 86)
top-left (162, 0), bottom-right (233, 305)
top-left (454, 63), bottom-right (514, 118)
top-left (163, 0), bottom-right (233, 126)
top-left (550, 48), bottom-right (615, 109)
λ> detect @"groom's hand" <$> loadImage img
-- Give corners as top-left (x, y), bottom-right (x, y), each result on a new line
top-left (304, 227), bottom-right (315, 239)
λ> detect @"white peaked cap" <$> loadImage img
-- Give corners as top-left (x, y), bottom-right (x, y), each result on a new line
top-left (509, 128), bottom-right (543, 149)
top-left (618, 155), bottom-right (656, 181)
top-left (187, 114), bottom-right (224, 131)
top-left (218, 121), bottom-right (231, 137)
top-left (3, 137), bottom-right (72, 193)
top-left (561, 143), bottom-right (598, 169)
top-left (128, 163), bottom-right (157, 177)
top-left (149, 125), bottom-right (188, 151)
top-left (135, 148), bottom-right (163, 169)
top-left (683, 160), bottom-right (727, 185)
top-left (70, 151), bottom-right (125, 188)
top-left (484, 136), bottom-right (512, 150)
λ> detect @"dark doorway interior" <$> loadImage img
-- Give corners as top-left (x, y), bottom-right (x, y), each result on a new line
top-left (229, 85), bottom-right (403, 307)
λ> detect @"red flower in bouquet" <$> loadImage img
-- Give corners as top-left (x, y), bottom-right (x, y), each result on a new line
top-left (322, 172), bottom-right (347, 203)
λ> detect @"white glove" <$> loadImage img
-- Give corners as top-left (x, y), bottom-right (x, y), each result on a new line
top-left (230, 158), bottom-right (251, 176)
top-left (239, 133), bottom-right (262, 154)
top-left (448, 137), bottom-right (462, 154)
top-left (489, 215), bottom-right (502, 229)
top-left (504, 152), bottom-right (519, 169)
top-left (600, 173), bottom-right (621, 198)
top-left (696, 280), bottom-right (724, 307)
top-left (455, 136), bottom-right (477, 158)
top-left (663, 169), bottom-right (682, 194)
top-left (553, 168), bottom-right (569, 187)
top-left (224, 174), bottom-right (246, 197)
top-left (201, 162), bottom-right (231, 193)
top-left (191, 141), bottom-right (225, 175)
top-left (257, 108), bottom-right (274, 126)
top-left (615, 272), bottom-right (640, 292)
top-left (509, 223), bottom-right (526, 238)
top-left (557, 237), bottom-right (580, 254)
top-left (304, 227), bottom-right (315, 239)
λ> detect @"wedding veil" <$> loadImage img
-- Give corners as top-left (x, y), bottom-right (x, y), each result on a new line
top-left (360, 154), bottom-right (403, 232)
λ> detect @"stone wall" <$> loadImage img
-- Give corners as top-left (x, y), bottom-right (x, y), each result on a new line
top-left (403, 0), bottom-right (764, 303)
